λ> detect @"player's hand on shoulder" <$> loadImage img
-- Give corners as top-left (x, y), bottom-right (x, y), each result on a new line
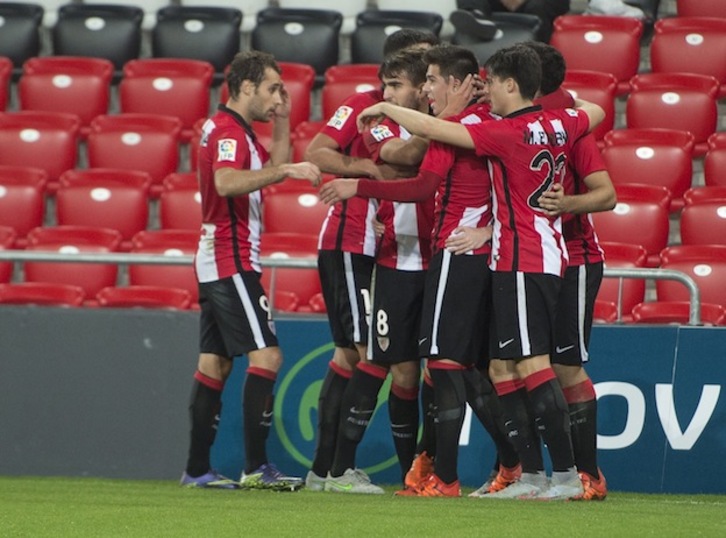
top-left (356, 103), bottom-right (386, 132)
top-left (319, 178), bottom-right (358, 204)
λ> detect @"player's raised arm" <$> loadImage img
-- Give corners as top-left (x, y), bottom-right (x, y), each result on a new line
top-left (574, 98), bottom-right (606, 134)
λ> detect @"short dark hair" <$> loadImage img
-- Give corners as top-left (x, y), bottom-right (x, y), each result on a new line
top-left (226, 50), bottom-right (281, 101)
top-left (424, 44), bottom-right (480, 82)
top-left (378, 48), bottom-right (428, 87)
top-left (519, 41), bottom-right (566, 95)
top-left (382, 28), bottom-right (440, 58)
top-left (484, 45), bottom-right (542, 101)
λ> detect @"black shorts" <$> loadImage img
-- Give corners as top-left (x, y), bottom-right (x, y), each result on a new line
top-left (419, 250), bottom-right (491, 367)
top-left (368, 265), bottom-right (426, 365)
top-left (551, 262), bottom-right (603, 366)
top-left (198, 272), bottom-right (278, 357)
top-left (318, 250), bottom-right (374, 348)
top-left (489, 271), bottom-right (561, 360)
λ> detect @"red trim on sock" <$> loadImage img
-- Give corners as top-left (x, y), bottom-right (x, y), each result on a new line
top-left (356, 361), bottom-right (388, 380)
top-left (246, 366), bottom-right (277, 381)
top-left (428, 360), bottom-right (467, 371)
top-left (562, 378), bottom-right (596, 404)
top-left (391, 383), bottom-right (419, 401)
top-left (194, 370), bottom-right (224, 392)
top-left (523, 368), bottom-right (557, 392)
top-left (493, 380), bottom-right (520, 396)
top-left (423, 372), bottom-right (434, 387)
top-left (329, 360), bottom-right (353, 379)
top-left (513, 379), bottom-right (525, 391)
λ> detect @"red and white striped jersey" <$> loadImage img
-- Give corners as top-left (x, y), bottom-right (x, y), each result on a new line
top-left (363, 119), bottom-right (433, 271)
top-left (194, 105), bottom-right (269, 282)
top-left (465, 105), bottom-right (591, 276)
top-left (317, 90), bottom-right (381, 256)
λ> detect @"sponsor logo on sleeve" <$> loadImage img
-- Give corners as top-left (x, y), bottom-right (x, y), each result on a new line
top-left (327, 106), bottom-right (353, 130)
top-left (217, 138), bottom-right (237, 161)
top-left (369, 124), bottom-right (394, 142)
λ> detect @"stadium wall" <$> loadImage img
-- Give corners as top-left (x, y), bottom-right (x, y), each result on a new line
top-left (1, 307), bottom-right (724, 494)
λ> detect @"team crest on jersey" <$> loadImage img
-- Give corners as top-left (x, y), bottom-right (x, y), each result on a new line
top-left (217, 138), bottom-right (237, 161)
top-left (370, 124), bottom-right (394, 142)
top-left (377, 336), bottom-right (390, 352)
top-left (327, 106), bottom-right (353, 130)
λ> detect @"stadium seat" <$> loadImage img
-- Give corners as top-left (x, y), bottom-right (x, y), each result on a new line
top-left (704, 133), bottom-right (726, 188)
top-left (52, 4), bottom-right (143, 75)
top-left (0, 111), bottom-right (80, 193)
top-left (0, 56), bottom-right (11, 110)
top-left (680, 201), bottom-right (726, 246)
top-left (152, 6), bottom-right (242, 79)
top-left (593, 299), bottom-right (618, 324)
top-left (251, 8), bottom-right (343, 82)
top-left (0, 225), bottom-right (16, 283)
top-left (162, 172), bottom-right (197, 191)
top-left (308, 291), bottom-right (327, 314)
top-left (592, 193), bottom-right (669, 267)
top-left (651, 17), bottom-right (726, 99)
top-left (260, 232), bottom-right (321, 312)
top-left (271, 289), bottom-right (302, 313)
top-left (96, 285), bottom-right (192, 310)
top-left (24, 225), bottom-right (122, 299)
top-left (631, 301), bottom-right (725, 326)
top-left (321, 64), bottom-right (380, 121)
top-left (683, 186), bottom-right (726, 206)
top-left (0, 3), bottom-right (43, 76)
top-left (350, 10), bottom-right (443, 64)
top-left (613, 183), bottom-right (672, 210)
top-left (551, 15), bottom-right (643, 95)
top-left (159, 187), bottom-right (202, 231)
top-left (291, 121), bottom-right (325, 163)
top-left (19, 56), bottom-right (114, 138)
top-left (0, 165), bottom-right (47, 248)
top-left (55, 183), bottom-right (149, 250)
top-left (561, 70), bottom-right (617, 143)
top-left (0, 282), bottom-right (85, 307)
top-left (87, 114), bottom-right (182, 197)
top-left (601, 129), bottom-right (695, 211)
top-left (262, 191), bottom-right (329, 236)
top-left (626, 73), bottom-right (719, 156)
top-left (598, 242), bottom-right (648, 322)
top-left (676, 0), bottom-right (726, 18)
top-left (219, 61), bottom-right (316, 136)
top-left (657, 245), bottom-right (726, 307)
top-left (452, 12), bottom-right (541, 66)
top-left (59, 168), bottom-right (152, 192)
top-left (120, 59), bottom-right (214, 142)
top-left (130, 229), bottom-right (198, 303)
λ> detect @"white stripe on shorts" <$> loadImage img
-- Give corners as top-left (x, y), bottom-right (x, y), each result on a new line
top-left (232, 273), bottom-right (266, 350)
top-left (343, 252), bottom-right (362, 342)
top-left (430, 250), bottom-right (452, 355)
top-left (577, 265), bottom-right (589, 362)
top-left (516, 272), bottom-right (531, 356)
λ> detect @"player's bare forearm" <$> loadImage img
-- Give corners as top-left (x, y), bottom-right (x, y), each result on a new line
top-left (538, 172), bottom-right (616, 216)
top-left (574, 98), bottom-right (606, 133)
top-left (214, 162), bottom-right (321, 197)
top-left (268, 116), bottom-right (292, 166)
top-left (379, 136), bottom-right (429, 167)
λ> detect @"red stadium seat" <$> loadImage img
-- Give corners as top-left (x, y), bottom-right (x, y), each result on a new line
top-left (593, 300), bottom-right (618, 323)
top-left (551, 15), bottom-right (643, 95)
top-left (87, 114), bottom-right (182, 197)
top-left (613, 183), bottom-right (672, 209)
top-left (96, 285), bottom-right (192, 310)
top-left (120, 58), bottom-right (214, 142)
top-left (308, 291), bottom-right (327, 314)
top-left (0, 165), bottom-right (48, 247)
top-left (626, 73), bottom-right (719, 156)
top-left (19, 56), bottom-right (114, 137)
top-left (55, 182), bottom-right (149, 250)
top-left (562, 70), bottom-right (617, 142)
top-left (162, 172), bottom-right (198, 191)
top-left (592, 193), bottom-right (669, 267)
top-left (676, 0), bottom-right (726, 18)
top-left (24, 226), bottom-right (122, 298)
top-left (291, 121), bottom-right (325, 163)
top-left (271, 289), bottom-right (301, 313)
top-left (680, 201), bottom-right (726, 246)
top-left (130, 229), bottom-right (198, 302)
top-left (262, 191), bottom-right (329, 235)
top-left (631, 301), bottom-right (725, 326)
top-left (651, 17), bottom-right (726, 98)
top-left (58, 168), bottom-right (152, 192)
top-left (321, 64), bottom-right (380, 120)
top-left (683, 186), bottom-right (726, 205)
top-left (159, 187), bottom-right (202, 231)
top-left (0, 111), bottom-right (80, 192)
top-left (704, 133), bottom-right (726, 188)
top-left (0, 56), bottom-right (12, 111)
top-left (0, 282), bottom-right (85, 307)
top-left (598, 241), bottom-right (648, 322)
top-left (260, 232), bottom-right (321, 312)
top-left (658, 245), bottom-right (726, 307)
top-left (602, 129), bottom-right (695, 211)
top-left (0, 225), bottom-right (16, 283)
